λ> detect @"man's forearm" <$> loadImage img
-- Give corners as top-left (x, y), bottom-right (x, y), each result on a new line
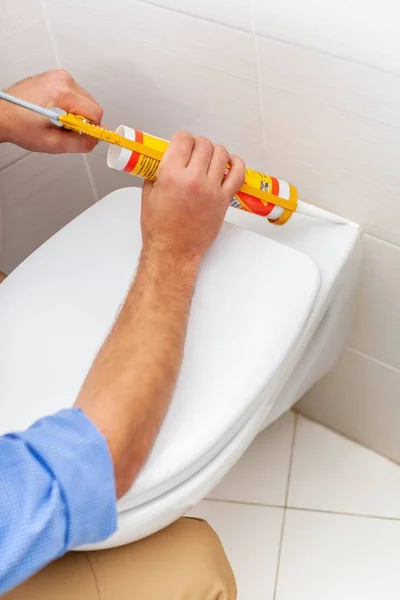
top-left (75, 247), bottom-right (200, 498)
top-left (0, 104), bottom-right (12, 144)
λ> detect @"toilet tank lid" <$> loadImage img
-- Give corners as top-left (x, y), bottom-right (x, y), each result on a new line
top-left (0, 188), bottom-right (320, 508)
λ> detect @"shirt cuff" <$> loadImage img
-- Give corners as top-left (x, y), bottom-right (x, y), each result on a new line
top-left (12, 408), bottom-right (117, 550)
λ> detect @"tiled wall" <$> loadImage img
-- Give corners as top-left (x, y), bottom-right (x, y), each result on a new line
top-left (1, 0), bottom-right (400, 460)
top-left (0, 0), bottom-right (97, 272)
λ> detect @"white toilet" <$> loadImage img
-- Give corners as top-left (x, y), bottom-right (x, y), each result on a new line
top-left (0, 187), bottom-right (361, 550)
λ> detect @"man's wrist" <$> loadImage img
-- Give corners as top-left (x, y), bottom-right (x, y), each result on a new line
top-left (140, 244), bottom-right (202, 289)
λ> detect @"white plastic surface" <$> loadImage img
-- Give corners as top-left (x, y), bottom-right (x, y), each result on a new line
top-left (0, 188), bottom-right (320, 508)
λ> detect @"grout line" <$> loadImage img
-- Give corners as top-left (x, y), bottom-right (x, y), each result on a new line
top-left (272, 413), bottom-right (298, 600)
top-left (0, 151), bottom-right (31, 173)
top-left (260, 78), bottom-right (400, 136)
top-left (0, 152), bottom-right (33, 173)
top-left (204, 498), bottom-right (400, 523)
top-left (137, 0), bottom-right (400, 80)
top-left (284, 412), bottom-right (298, 506)
top-left (286, 505), bottom-right (400, 523)
top-left (345, 345), bottom-right (400, 375)
top-left (249, 0), bottom-right (269, 168)
top-left (39, 0), bottom-right (63, 68)
top-left (273, 510), bottom-right (288, 600)
top-left (206, 497), bottom-right (284, 509)
top-left (39, 0), bottom-right (99, 202)
top-left (134, 0), bottom-right (400, 80)
top-left (362, 232), bottom-right (400, 252)
top-left (256, 30), bottom-right (400, 80)
top-left (135, 0), bottom-right (252, 34)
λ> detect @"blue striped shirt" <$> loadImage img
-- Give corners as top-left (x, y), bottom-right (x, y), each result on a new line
top-left (0, 408), bottom-right (117, 595)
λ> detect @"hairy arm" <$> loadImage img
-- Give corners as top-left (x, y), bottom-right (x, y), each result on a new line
top-left (75, 131), bottom-right (245, 499)
top-left (1, 70), bottom-right (245, 501)
top-left (0, 72), bottom-right (246, 592)
top-left (76, 248), bottom-right (199, 497)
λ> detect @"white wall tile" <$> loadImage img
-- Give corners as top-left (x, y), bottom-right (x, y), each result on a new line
top-left (349, 234), bottom-right (400, 370)
top-left (0, 0), bottom-right (57, 87)
top-left (253, 0), bottom-right (400, 73)
top-left (257, 36), bottom-right (400, 245)
top-left (0, 146), bottom-right (29, 174)
top-left (188, 500), bottom-right (283, 600)
top-left (276, 510), bottom-right (400, 600)
top-left (255, 32), bottom-right (400, 461)
top-left (208, 411), bottom-right (295, 506)
top-left (288, 416), bottom-right (400, 518)
top-left (296, 348), bottom-right (400, 465)
top-left (44, 0), bottom-right (265, 199)
top-left (0, 153), bottom-right (94, 272)
top-left (255, 37), bottom-right (400, 129)
top-left (0, 0), bottom-right (58, 170)
top-left (139, 0), bottom-right (252, 32)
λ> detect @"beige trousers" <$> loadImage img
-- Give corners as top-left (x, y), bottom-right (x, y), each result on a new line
top-left (4, 518), bottom-right (237, 599)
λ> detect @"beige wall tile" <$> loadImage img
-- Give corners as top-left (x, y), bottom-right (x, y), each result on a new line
top-left (139, 0), bottom-right (252, 31)
top-left (0, 0), bottom-right (58, 170)
top-left (44, 0), bottom-right (265, 199)
top-left (257, 36), bottom-right (400, 245)
top-left (296, 347), bottom-right (400, 464)
top-left (256, 37), bottom-right (400, 129)
top-left (0, 146), bottom-right (29, 173)
top-left (348, 234), bottom-right (400, 371)
top-left (253, 0), bottom-right (400, 72)
top-left (255, 31), bottom-right (400, 461)
top-left (0, 153), bottom-right (94, 272)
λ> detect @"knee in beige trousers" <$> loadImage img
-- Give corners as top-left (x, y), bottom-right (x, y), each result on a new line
top-left (4, 518), bottom-right (237, 599)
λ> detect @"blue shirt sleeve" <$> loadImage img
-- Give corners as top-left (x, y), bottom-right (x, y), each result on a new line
top-left (0, 408), bottom-right (117, 595)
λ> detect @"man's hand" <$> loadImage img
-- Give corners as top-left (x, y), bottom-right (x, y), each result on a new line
top-left (76, 132), bottom-right (245, 498)
top-left (0, 70), bottom-right (103, 153)
top-left (141, 131), bottom-right (245, 263)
